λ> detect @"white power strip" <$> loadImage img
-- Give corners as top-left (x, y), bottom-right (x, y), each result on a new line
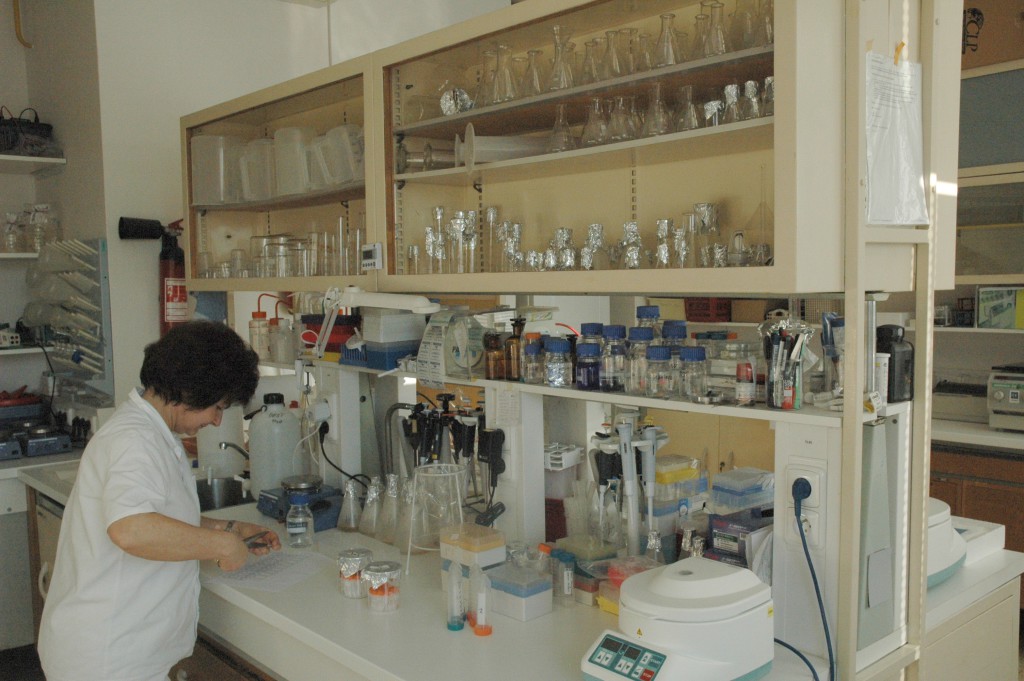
top-left (0, 330), bottom-right (21, 347)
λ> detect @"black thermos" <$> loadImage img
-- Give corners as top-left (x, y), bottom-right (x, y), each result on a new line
top-left (876, 324), bottom-right (914, 402)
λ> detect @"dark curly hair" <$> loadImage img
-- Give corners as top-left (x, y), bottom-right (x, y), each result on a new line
top-left (139, 320), bottom-right (259, 410)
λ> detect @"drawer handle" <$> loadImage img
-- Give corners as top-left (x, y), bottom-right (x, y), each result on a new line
top-left (38, 561), bottom-right (50, 600)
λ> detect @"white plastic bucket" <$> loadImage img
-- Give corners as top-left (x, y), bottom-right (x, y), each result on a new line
top-left (240, 139), bottom-right (276, 201)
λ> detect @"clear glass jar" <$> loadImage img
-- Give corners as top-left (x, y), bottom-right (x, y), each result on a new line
top-left (626, 326), bottom-right (654, 395)
top-left (522, 342), bottom-right (544, 384)
top-left (636, 305), bottom-right (662, 342)
top-left (575, 342), bottom-right (602, 391)
top-left (679, 346), bottom-right (708, 399)
top-left (600, 324), bottom-right (627, 392)
top-left (662, 320), bottom-right (689, 393)
top-left (338, 548), bottom-right (373, 598)
top-left (645, 345), bottom-right (674, 398)
top-left (544, 338), bottom-right (573, 387)
top-left (286, 493), bottom-right (314, 548)
top-left (364, 561), bottom-right (403, 612)
top-left (579, 322), bottom-right (604, 350)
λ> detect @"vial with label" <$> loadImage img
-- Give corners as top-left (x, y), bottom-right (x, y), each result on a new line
top-left (575, 342), bottom-right (602, 390)
top-left (636, 305), bottom-right (662, 342)
top-left (522, 342), bottom-right (545, 384)
top-left (544, 337), bottom-right (573, 387)
top-left (600, 325), bottom-right (627, 392)
top-left (645, 345), bottom-right (673, 398)
top-left (286, 492), bottom-right (314, 548)
top-left (626, 326), bottom-right (654, 395)
top-left (559, 552), bottom-right (576, 600)
top-left (736, 359), bottom-right (756, 405)
top-left (679, 346), bottom-right (708, 399)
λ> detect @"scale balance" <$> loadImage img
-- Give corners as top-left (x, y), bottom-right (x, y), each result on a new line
top-left (582, 557), bottom-right (774, 681)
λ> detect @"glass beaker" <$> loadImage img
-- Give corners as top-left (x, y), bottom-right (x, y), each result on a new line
top-left (607, 96), bottom-right (634, 142)
top-left (475, 49), bottom-right (497, 108)
top-left (580, 97), bottom-right (609, 146)
top-left (691, 14), bottom-right (709, 60)
top-left (407, 463), bottom-right (467, 552)
top-left (653, 13), bottom-right (679, 67)
top-left (635, 32), bottom-right (654, 72)
top-left (730, 0), bottom-right (758, 51)
top-left (523, 49), bottom-right (545, 97)
top-left (547, 25), bottom-right (575, 91)
top-left (619, 28), bottom-right (638, 74)
top-left (580, 39), bottom-right (602, 85)
top-left (492, 44), bottom-right (518, 103)
top-left (703, 2), bottom-right (729, 56)
top-left (640, 82), bottom-right (671, 137)
top-left (547, 103), bottom-right (577, 152)
top-left (674, 84), bottom-right (701, 131)
top-left (602, 30), bottom-right (624, 80)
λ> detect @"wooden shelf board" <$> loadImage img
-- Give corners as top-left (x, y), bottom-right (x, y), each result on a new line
top-left (192, 181), bottom-right (365, 213)
top-left (0, 154), bottom-right (66, 175)
top-left (955, 274), bottom-right (1024, 286)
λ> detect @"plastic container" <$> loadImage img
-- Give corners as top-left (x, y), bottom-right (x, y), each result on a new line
top-left (363, 561), bottom-right (402, 612)
top-left (544, 464), bottom-right (578, 499)
top-left (337, 548), bottom-right (373, 598)
top-left (248, 392), bottom-right (302, 499)
top-left (339, 339), bottom-right (421, 370)
top-left (710, 467), bottom-right (774, 512)
top-left (274, 126), bottom-right (315, 196)
top-left (248, 311), bottom-right (270, 361)
top-left (240, 138), bottom-right (275, 201)
top-left (315, 124), bottom-right (364, 183)
top-left (190, 134), bottom-right (242, 205)
top-left (487, 563), bottom-right (553, 621)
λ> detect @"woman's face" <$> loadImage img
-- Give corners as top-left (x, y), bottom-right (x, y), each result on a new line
top-left (172, 400), bottom-right (229, 436)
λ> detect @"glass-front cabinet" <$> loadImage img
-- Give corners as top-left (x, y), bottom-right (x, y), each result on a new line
top-left (181, 57), bottom-right (375, 293)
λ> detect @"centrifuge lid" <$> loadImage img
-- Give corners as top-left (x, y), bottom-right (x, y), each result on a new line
top-left (619, 557), bottom-right (770, 624)
top-left (928, 497), bottom-right (951, 528)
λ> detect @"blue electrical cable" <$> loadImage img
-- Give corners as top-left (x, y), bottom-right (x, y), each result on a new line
top-left (793, 480), bottom-right (836, 681)
top-left (774, 637), bottom-right (820, 681)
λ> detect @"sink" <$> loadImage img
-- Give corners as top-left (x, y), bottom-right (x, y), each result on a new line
top-left (196, 477), bottom-right (247, 511)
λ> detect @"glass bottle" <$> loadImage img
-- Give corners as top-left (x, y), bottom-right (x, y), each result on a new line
top-left (337, 478), bottom-right (362, 531)
top-left (645, 345), bottom-right (674, 398)
top-left (580, 39), bottom-right (602, 85)
top-left (674, 84), bottom-right (701, 132)
top-left (580, 97), bottom-right (609, 147)
top-left (703, 1), bottom-right (729, 57)
top-left (691, 14), bottom-right (709, 60)
top-left (547, 103), bottom-right (577, 153)
top-left (653, 218), bottom-right (672, 269)
top-left (547, 25), bottom-right (575, 91)
top-left (674, 213), bottom-right (699, 268)
top-left (286, 492), bottom-right (314, 548)
top-left (662, 320), bottom-right (689, 389)
top-left (575, 343), bottom-right (602, 391)
top-left (579, 322), bottom-right (604, 350)
top-left (680, 346), bottom-right (709, 399)
top-left (722, 83), bottom-right (741, 124)
top-left (523, 49), bottom-right (545, 97)
top-left (376, 473), bottom-right (400, 544)
top-left (636, 305), bottom-right (662, 342)
top-left (607, 96), bottom-right (634, 142)
top-left (761, 76), bottom-right (775, 117)
top-left (492, 44), bottom-right (518, 103)
top-left (619, 28), bottom-right (638, 75)
top-left (475, 49), bottom-right (497, 107)
top-left (653, 13), bottom-right (679, 67)
top-left (504, 317), bottom-right (525, 381)
top-left (544, 338), bottom-right (573, 387)
top-left (600, 325), bottom-right (627, 392)
top-left (522, 341), bottom-right (545, 384)
top-left (581, 223), bottom-right (611, 271)
top-left (754, 0), bottom-right (774, 46)
top-left (739, 80), bottom-right (761, 120)
top-left (601, 30), bottom-right (623, 80)
top-left (640, 82), bottom-right (671, 138)
top-left (484, 331), bottom-right (506, 380)
top-left (626, 326), bottom-right (654, 395)
top-left (358, 476), bottom-right (382, 537)
top-left (730, 0), bottom-right (758, 51)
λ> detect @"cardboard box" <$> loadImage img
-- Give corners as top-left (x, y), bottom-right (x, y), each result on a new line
top-left (962, 1), bottom-right (1024, 71)
top-left (730, 299), bottom-right (787, 323)
top-left (977, 286), bottom-right (1024, 329)
top-left (685, 297), bottom-right (731, 322)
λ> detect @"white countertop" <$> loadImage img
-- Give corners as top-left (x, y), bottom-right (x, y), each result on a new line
top-left (932, 419), bottom-right (1024, 453)
top-left (15, 458), bottom-right (80, 504)
top-left (2, 450), bottom-right (82, 482)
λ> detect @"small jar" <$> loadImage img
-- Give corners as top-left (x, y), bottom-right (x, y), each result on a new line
top-left (544, 338), bottom-right (573, 387)
top-left (363, 560), bottom-right (403, 612)
top-left (636, 305), bottom-right (662, 342)
top-left (626, 326), bottom-right (654, 395)
top-left (645, 345), bottom-right (674, 398)
top-left (338, 548), bottom-right (373, 598)
top-left (286, 492), bottom-right (314, 548)
top-left (600, 325), bottom-right (627, 392)
top-left (679, 346), bottom-right (708, 399)
top-left (578, 322), bottom-right (604, 351)
top-left (575, 342), bottom-right (601, 390)
top-left (559, 552), bottom-right (576, 599)
top-left (484, 331), bottom-right (506, 380)
top-left (522, 342), bottom-right (545, 384)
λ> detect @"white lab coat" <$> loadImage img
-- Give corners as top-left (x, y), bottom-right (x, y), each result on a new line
top-left (39, 389), bottom-right (201, 681)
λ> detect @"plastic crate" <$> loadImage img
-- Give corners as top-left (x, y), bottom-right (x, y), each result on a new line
top-left (338, 339), bottom-right (420, 370)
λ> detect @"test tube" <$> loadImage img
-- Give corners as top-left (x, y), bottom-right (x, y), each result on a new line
top-left (473, 568), bottom-right (492, 637)
top-left (446, 561), bottom-right (465, 630)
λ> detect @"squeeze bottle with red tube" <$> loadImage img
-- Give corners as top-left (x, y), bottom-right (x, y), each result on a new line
top-left (159, 220), bottom-right (187, 335)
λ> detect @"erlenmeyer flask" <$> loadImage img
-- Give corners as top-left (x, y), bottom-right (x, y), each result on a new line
top-left (474, 49), bottom-right (496, 107)
top-left (580, 97), bottom-right (609, 146)
top-left (754, 0), bottom-right (774, 46)
top-left (357, 476), bottom-right (382, 537)
top-left (761, 75), bottom-right (775, 116)
top-left (601, 30), bottom-right (623, 80)
top-left (739, 80), bottom-right (761, 119)
top-left (337, 479), bottom-right (362, 531)
top-left (722, 83), bottom-right (741, 124)
top-left (729, 0), bottom-right (758, 51)
top-left (619, 28), bottom-right (638, 74)
top-left (492, 44), bottom-right (518, 103)
top-left (580, 39), bottom-right (602, 86)
top-left (653, 13), bottom-right (678, 67)
top-left (548, 103), bottom-right (577, 152)
top-left (626, 96), bottom-right (642, 138)
top-left (523, 49), bottom-right (545, 97)
top-left (547, 25), bottom-right (575, 91)
top-left (512, 56), bottom-right (527, 96)
top-left (640, 82), bottom-right (671, 137)
top-left (607, 96), bottom-right (634, 142)
top-left (376, 473), bottom-right (400, 544)
top-left (703, 2), bottom-right (729, 56)
top-left (673, 84), bottom-right (701, 131)
top-left (691, 14), bottom-right (709, 60)
top-left (635, 33), bottom-right (654, 72)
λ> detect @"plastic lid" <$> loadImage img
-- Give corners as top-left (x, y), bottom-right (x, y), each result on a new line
top-left (288, 492), bottom-right (312, 505)
top-left (680, 346), bottom-right (707, 362)
top-left (537, 543), bottom-right (552, 555)
top-left (524, 342), bottom-right (542, 356)
top-left (581, 322), bottom-right (604, 336)
top-left (646, 345), bottom-right (672, 361)
top-left (662, 320), bottom-right (688, 339)
top-left (636, 305), bottom-right (660, 319)
top-left (263, 392), bottom-right (285, 404)
top-left (628, 327), bottom-right (654, 342)
top-left (602, 324), bottom-right (626, 340)
top-left (525, 332), bottom-right (542, 342)
top-left (576, 342), bottom-right (600, 358)
top-left (251, 310), bottom-right (268, 320)
top-left (545, 338), bottom-right (571, 354)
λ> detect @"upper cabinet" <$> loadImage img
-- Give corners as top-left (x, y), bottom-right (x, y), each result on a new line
top-left (181, 56), bottom-right (376, 292)
top-left (372, 0), bottom-right (940, 296)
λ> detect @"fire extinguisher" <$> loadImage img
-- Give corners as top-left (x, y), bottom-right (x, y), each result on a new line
top-left (160, 219), bottom-right (187, 336)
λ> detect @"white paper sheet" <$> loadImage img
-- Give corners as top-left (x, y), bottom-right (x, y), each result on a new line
top-left (202, 550), bottom-right (334, 592)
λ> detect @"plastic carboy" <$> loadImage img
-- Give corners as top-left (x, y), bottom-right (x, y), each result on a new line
top-left (248, 392), bottom-right (302, 499)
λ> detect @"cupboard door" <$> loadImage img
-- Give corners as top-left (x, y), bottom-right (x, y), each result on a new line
top-left (929, 476), bottom-right (963, 516)
top-left (961, 480), bottom-right (1024, 553)
top-left (169, 638), bottom-right (244, 681)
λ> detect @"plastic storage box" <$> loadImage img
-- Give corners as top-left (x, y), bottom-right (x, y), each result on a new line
top-left (488, 564), bottom-right (552, 621)
top-left (440, 523), bottom-right (506, 568)
top-left (339, 339), bottom-right (420, 370)
top-left (710, 467), bottom-right (774, 513)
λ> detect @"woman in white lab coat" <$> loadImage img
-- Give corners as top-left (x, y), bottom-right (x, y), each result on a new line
top-left (38, 320), bottom-right (281, 681)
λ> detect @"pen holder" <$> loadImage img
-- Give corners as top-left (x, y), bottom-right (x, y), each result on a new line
top-left (766, 358), bottom-right (801, 410)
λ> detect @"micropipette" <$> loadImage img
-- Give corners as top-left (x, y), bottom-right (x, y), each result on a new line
top-left (616, 422), bottom-right (641, 556)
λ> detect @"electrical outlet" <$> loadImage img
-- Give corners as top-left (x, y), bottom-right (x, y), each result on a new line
top-left (323, 392), bottom-right (339, 442)
top-left (789, 508), bottom-right (822, 548)
top-left (787, 457), bottom-right (825, 509)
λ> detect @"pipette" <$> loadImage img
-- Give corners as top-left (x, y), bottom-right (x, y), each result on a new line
top-left (642, 426), bottom-right (662, 562)
top-left (616, 422), bottom-right (641, 556)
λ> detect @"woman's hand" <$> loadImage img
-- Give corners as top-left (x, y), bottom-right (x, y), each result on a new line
top-left (216, 520), bottom-right (281, 572)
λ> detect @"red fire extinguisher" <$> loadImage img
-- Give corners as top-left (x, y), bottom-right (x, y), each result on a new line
top-left (160, 219), bottom-right (187, 336)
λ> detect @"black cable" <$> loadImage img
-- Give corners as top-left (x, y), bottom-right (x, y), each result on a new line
top-left (794, 485), bottom-right (836, 681)
top-left (415, 392), bottom-right (438, 408)
top-left (774, 638), bottom-right (820, 681)
top-left (318, 430), bottom-right (368, 490)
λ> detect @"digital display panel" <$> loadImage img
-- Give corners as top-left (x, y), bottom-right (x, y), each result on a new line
top-left (624, 647), bottom-right (641, 660)
top-left (601, 636), bottom-right (623, 653)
